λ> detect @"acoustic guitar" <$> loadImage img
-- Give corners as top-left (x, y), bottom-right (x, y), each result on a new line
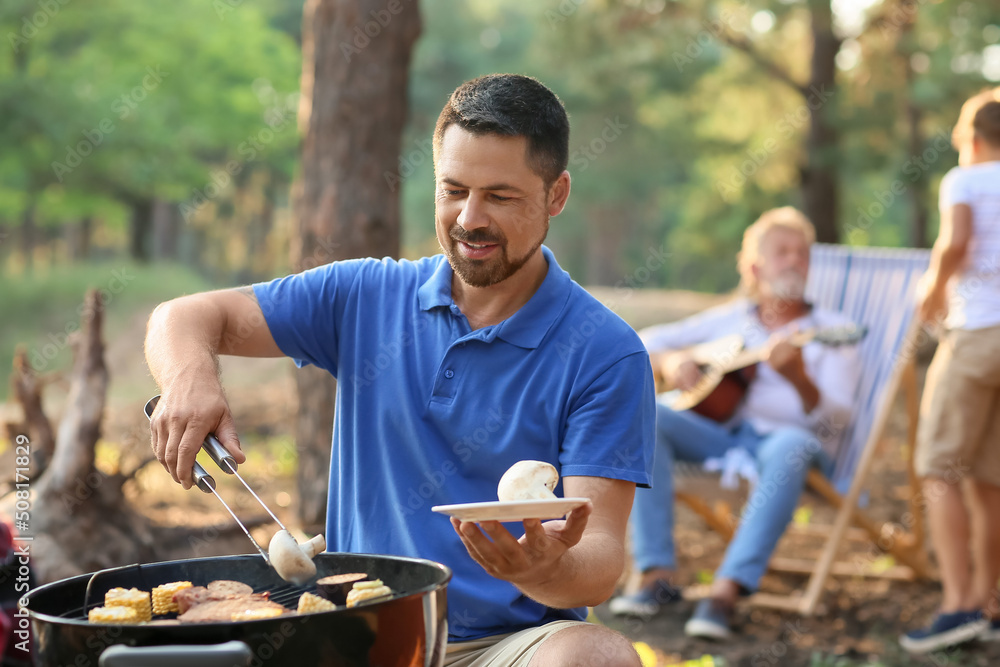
top-left (653, 325), bottom-right (867, 423)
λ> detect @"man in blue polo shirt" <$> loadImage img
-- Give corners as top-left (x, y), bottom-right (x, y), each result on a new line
top-left (145, 74), bottom-right (654, 666)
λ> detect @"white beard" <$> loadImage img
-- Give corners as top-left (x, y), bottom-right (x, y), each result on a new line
top-left (770, 272), bottom-right (807, 302)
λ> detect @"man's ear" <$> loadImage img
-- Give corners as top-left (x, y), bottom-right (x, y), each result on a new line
top-left (547, 171), bottom-right (571, 217)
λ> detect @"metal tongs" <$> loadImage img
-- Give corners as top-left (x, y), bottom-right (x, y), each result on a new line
top-left (143, 394), bottom-right (293, 566)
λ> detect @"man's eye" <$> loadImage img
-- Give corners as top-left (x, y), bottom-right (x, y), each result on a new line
top-left (491, 194), bottom-right (511, 202)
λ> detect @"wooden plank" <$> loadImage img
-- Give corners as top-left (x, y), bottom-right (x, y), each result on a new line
top-left (769, 557), bottom-right (916, 581)
top-left (788, 523), bottom-right (870, 541)
top-left (806, 467), bottom-right (930, 579)
top-left (675, 491), bottom-right (736, 541)
top-left (750, 592), bottom-right (825, 615)
top-left (800, 323), bottom-right (923, 615)
top-left (684, 586), bottom-right (826, 615)
top-left (902, 362), bottom-right (926, 552)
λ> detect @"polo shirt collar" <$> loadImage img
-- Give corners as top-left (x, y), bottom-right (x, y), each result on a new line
top-left (416, 245), bottom-right (571, 349)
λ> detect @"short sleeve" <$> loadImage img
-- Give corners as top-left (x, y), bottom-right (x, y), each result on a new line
top-left (558, 352), bottom-right (656, 488)
top-left (252, 259), bottom-right (370, 377)
top-left (939, 167), bottom-right (972, 209)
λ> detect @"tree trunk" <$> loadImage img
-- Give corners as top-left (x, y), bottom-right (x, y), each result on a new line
top-left (291, 0), bottom-right (421, 529)
top-left (2, 290), bottom-right (158, 583)
top-left (802, 0), bottom-right (841, 243)
top-left (20, 200), bottom-right (36, 272)
top-left (152, 199), bottom-right (180, 260)
top-left (905, 92), bottom-right (928, 248)
top-left (129, 198), bottom-right (154, 262)
top-left (896, 1), bottom-right (928, 248)
top-left (2, 291), bottom-right (286, 583)
top-left (68, 217), bottom-right (93, 261)
top-left (6, 347), bottom-right (56, 478)
top-left (585, 205), bottom-right (624, 286)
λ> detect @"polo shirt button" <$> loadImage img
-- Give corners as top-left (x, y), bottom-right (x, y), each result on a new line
top-left (444, 369), bottom-right (455, 379)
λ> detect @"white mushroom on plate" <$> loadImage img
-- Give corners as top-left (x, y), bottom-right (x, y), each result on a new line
top-left (268, 530), bottom-right (326, 585)
top-left (497, 460), bottom-right (559, 502)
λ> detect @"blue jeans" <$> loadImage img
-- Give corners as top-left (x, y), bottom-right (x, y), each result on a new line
top-left (630, 403), bottom-right (834, 592)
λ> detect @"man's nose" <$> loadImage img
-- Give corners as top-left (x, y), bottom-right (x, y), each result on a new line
top-left (457, 195), bottom-right (490, 230)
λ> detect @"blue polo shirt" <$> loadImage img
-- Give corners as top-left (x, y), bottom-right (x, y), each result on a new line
top-left (253, 245), bottom-right (655, 640)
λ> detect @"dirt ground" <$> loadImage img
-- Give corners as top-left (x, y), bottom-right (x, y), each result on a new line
top-left (10, 288), bottom-right (1000, 666)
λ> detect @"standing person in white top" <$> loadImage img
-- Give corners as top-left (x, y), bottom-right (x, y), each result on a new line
top-left (608, 207), bottom-right (862, 639)
top-left (902, 89), bottom-right (1000, 655)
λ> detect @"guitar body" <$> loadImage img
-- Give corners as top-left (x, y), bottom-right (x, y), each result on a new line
top-left (689, 365), bottom-right (757, 422)
top-left (657, 323), bottom-right (865, 423)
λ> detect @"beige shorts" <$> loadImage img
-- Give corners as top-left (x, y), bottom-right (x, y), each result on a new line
top-left (915, 324), bottom-right (1000, 486)
top-left (444, 620), bottom-right (590, 667)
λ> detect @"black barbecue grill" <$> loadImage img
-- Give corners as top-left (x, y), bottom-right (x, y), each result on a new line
top-left (24, 552), bottom-right (451, 667)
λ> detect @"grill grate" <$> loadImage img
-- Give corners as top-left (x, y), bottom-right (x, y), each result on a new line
top-left (64, 573), bottom-right (319, 621)
top-left (260, 582), bottom-right (316, 608)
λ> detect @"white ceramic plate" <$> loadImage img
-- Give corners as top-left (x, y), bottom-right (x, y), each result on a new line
top-left (431, 497), bottom-right (590, 523)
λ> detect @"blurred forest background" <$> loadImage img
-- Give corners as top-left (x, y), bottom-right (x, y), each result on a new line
top-left (2, 0), bottom-right (999, 391)
top-left (3, 2), bottom-right (1000, 662)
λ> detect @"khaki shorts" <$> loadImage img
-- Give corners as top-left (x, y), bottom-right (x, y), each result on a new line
top-left (915, 324), bottom-right (1000, 486)
top-left (444, 620), bottom-right (590, 667)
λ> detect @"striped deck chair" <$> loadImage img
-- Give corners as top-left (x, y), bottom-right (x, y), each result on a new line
top-left (675, 243), bottom-right (933, 615)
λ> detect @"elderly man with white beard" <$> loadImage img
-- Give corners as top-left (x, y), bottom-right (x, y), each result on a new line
top-left (608, 207), bottom-right (862, 639)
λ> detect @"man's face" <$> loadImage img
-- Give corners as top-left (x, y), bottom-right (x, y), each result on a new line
top-left (754, 227), bottom-right (811, 302)
top-left (433, 125), bottom-right (567, 288)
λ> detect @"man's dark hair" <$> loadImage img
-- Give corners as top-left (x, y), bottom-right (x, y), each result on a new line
top-left (973, 100), bottom-right (1000, 148)
top-left (433, 74), bottom-right (569, 187)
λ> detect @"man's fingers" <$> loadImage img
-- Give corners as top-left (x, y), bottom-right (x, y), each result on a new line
top-left (479, 521), bottom-right (525, 564)
top-left (162, 421), bottom-right (185, 485)
top-left (214, 412), bottom-right (246, 464)
top-left (521, 519), bottom-right (549, 553)
top-left (176, 424), bottom-right (208, 490)
top-left (453, 520), bottom-right (507, 571)
top-left (558, 503), bottom-right (592, 547)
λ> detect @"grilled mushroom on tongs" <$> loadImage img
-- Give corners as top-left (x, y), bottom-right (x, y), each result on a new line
top-left (143, 395), bottom-right (325, 584)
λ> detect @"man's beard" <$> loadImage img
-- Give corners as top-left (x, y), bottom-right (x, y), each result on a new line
top-left (770, 270), bottom-right (807, 302)
top-left (442, 219), bottom-right (549, 288)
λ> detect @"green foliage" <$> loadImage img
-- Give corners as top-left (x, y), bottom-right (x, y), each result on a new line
top-left (0, 0), bottom-right (300, 230)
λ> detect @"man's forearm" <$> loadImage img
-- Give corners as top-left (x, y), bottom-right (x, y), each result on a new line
top-left (789, 372), bottom-right (820, 413)
top-left (516, 531), bottom-right (624, 609)
top-left (145, 297), bottom-right (226, 389)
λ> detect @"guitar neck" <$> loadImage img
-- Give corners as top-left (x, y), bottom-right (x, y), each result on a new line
top-left (704, 330), bottom-right (816, 375)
